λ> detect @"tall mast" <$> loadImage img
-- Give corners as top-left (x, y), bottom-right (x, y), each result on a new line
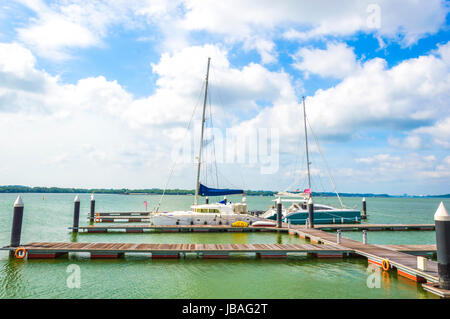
top-left (302, 96), bottom-right (312, 194)
top-left (194, 57), bottom-right (211, 205)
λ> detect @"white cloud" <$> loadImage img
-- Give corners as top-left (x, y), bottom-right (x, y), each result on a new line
top-left (353, 153), bottom-right (450, 181)
top-left (230, 41), bottom-right (450, 147)
top-left (14, 0), bottom-right (176, 60)
top-left (413, 117), bottom-right (450, 149)
top-left (281, 0), bottom-right (448, 46)
top-left (0, 41), bottom-right (296, 188)
top-left (388, 135), bottom-right (423, 150)
top-left (292, 42), bottom-right (360, 79)
top-left (12, 0), bottom-right (448, 62)
top-left (180, 0), bottom-right (448, 47)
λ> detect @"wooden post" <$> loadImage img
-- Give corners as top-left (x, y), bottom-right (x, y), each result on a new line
top-left (205, 196), bottom-right (209, 204)
top-left (307, 197), bottom-right (314, 228)
top-left (276, 197), bottom-right (282, 228)
top-left (10, 195), bottom-right (24, 253)
top-left (434, 202), bottom-right (450, 290)
top-left (363, 230), bottom-right (367, 244)
top-left (73, 195), bottom-right (80, 233)
top-left (90, 194), bottom-right (95, 223)
top-left (362, 197), bottom-right (367, 220)
top-left (337, 230), bottom-right (341, 244)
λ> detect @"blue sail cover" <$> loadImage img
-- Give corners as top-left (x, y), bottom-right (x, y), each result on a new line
top-left (198, 183), bottom-right (243, 196)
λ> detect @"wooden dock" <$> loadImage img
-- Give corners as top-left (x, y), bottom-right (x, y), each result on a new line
top-left (73, 225), bottom-right (282, 233)
top-left (289, 226), bottom-right (440, 284)
top-left (74, 223), bottom-right (436, 232)
top-left (315, 223), bottom-right (435, 231)
top-left (92, 217), bottom-right (151, 223)
top-left (3, 242), bottom-right (436, 260)
top-left (94, 212), bottom-right (150, 217)
top-left (7, 242), bottom-right (353, 259)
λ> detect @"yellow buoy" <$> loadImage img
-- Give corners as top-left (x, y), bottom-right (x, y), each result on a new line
top-left (232, 221), bottom-right (248, 227)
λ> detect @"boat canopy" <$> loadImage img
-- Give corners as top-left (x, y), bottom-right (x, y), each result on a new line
top-left (275, 191), bottom-right (309, 199)
top-left (198, 183), bottom-right (244, 196)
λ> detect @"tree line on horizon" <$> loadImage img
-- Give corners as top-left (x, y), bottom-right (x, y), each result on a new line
top-left (0, 185), bottom-right (435, 197)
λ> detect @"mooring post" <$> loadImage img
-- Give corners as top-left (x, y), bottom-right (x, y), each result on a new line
top-left (73, 195), bottom-right (80, 233)
top-left (337, 230), bottom-right (341, 244)
top-left (362, 197), bottom-right (367, 220)
top-left (363, 230), bottom-right (368, 244)
top-left (276, 197), bottom-right (282, 228)
top-left (10, 195), bottom-right (24, 253)
top-left (205, 196), bottom-right (209, 204)
top-left (307, 197), bottom-right (314, 228)
top-left (90, 194), bottom-right (95, 223)
top-left (434, 202), bottom-right (450, 290)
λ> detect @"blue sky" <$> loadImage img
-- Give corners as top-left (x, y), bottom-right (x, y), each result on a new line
top-left (0, 0), bottom-right (449, 195)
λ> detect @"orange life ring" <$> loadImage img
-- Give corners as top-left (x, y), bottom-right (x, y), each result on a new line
top-left (381, 259), bottom-right (390, 271)
top-left (94, 217), bottom-right (101, 223)
top-left (15, 247), bottom-right (27, 259)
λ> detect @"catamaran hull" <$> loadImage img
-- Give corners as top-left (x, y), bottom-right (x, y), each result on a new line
top-left (264, 210), bottom-right (361, 225)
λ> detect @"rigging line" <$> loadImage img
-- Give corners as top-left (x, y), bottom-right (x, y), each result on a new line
top-left (290, 104), bottom-right (307, 188)
top-left (284, 144), bottom-right (306, 192)
top-left (154, 80), bottom-right (205, 213)
top-left (207, 82), bottom-right (220, 188)
top-left (306, 116), bottom-right (345, 209)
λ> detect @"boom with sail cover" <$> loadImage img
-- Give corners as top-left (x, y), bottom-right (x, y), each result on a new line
top-left (198, 183), bottom-right (243, 197)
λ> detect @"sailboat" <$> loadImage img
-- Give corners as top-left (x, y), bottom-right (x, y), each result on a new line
top-left (151, 58), bottom-right (263, 226)
top-left (261, 97), bottom-right (361, 225)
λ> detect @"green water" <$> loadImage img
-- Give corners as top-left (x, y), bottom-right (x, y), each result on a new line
top-left (0, 193), bottom-right (448, 299)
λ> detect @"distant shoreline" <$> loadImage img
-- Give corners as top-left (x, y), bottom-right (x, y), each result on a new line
top-left (0, 185), bottom-right (448, 198)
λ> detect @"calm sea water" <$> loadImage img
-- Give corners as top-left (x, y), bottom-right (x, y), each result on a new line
top-left (0, 193), bottom-right (448, 299)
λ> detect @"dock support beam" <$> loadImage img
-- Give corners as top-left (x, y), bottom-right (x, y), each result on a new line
top-left (10, 195), bottom-right (24, 256)
top-left (435, 202), bottom-right (450, 290)
top-left (307, 197), bottom-right (314, 228)
top-left (90, 194), bottom-right (95, 224)
top-left (73, 195), bottom-right (80, 233)
top-left (362, 197), bottom-right (367, 219)
top-left (276, 197), bottom-right (282, 228)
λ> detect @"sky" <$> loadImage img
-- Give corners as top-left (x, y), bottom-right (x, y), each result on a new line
top-left (0, 0), bottom-right (449, 196)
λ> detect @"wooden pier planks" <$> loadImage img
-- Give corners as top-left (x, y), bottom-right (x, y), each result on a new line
top-left (19, 242), bottom-right (352, 254)
top-left (315, 223), bottom-right (435, 231)
top-left (290, 225), bottom-right (440, 283)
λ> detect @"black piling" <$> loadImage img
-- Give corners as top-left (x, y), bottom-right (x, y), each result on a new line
top-left (73, 195), bottom-right (80, 233)
top-left (276, 197), bottom-right (282, 228)
top-left (362, 197), bottom-right (367, 220)
top-left (435, 202), bottom-right (450, 290)
top-left (307, 197), bottom-right (314, 228)
top-left (10, 195), bottom-right (24, 254)
top-left (90, 194), bottom-right (95, 224)
top-left (205, 197), bottom-right (209, 204)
